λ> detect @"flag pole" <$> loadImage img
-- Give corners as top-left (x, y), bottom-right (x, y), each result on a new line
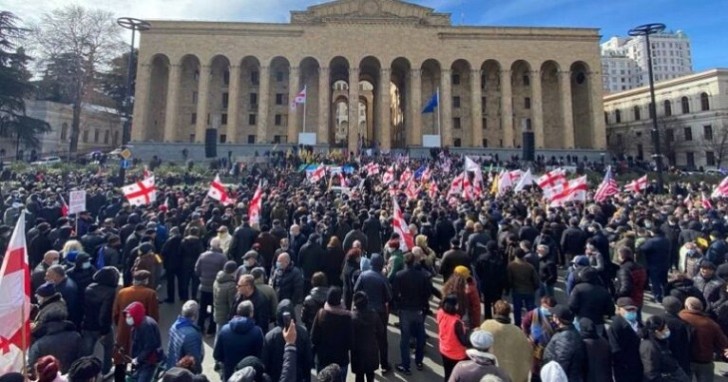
top-left (302, 85), bottom-right (307, 133)
top-left (436, 87), bottom-right (442, 146)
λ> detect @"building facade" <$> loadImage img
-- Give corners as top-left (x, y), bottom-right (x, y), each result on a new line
top-left (601, 31), bottom-right (693, 93)
top-left (0, 100), bottom-right (122, 160)
top-left (604, 69), bottom-right (728, 169)
top-left (131, 0), bottom-right (606, 155)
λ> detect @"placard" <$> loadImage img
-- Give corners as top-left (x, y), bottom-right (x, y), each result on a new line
top-left (422, 134), bottom-right (441, 148)
top-left (299, 132), bottom-right (317, 145)
top-left (69, 190), bottom-right (86, 215)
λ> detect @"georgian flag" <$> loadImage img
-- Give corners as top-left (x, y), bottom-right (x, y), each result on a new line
top-left (448, 173), bottom-right (464, 196)
top-left (624, 175), bottom-right (648, 194)
top-left (308, 165), bottom-right (326, 183)
top-left (0, 211), bottom-right (30, 374)
top-left (249, 181), bottom-right (263, 226)
top-left (290, 86), bottom-right (306, 111)
top-left (208, 175), bottom-right (233, 205)
top-left (399, 168), bottom-right (413, 186)
top-left (702, 192), bottom-right (713, 210)
top-left (382, 166), bottom-right (395, 184)
top-left (405, 181), bottom-right (419, 201)
top-left (428, 182), bottom-right (439, 199)
top-left (712, 176), bottom-right (728, 198)
top-left (364, 162), bottom-right (379, 176)
top-left (549, 176), bottom-right (588, 207)
top-left (392, 197), bottom-right (414, 251)
top-left (122, 176), bottom-right (157, 206)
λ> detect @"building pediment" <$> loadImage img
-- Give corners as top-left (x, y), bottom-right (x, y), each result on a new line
top-left (290, 0), bottom-right (451, 26)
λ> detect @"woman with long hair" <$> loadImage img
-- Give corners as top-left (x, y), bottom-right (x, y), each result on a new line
top-left (324, 236), bottom-right (345, 288)
top-left (442, 267), bottom-right (481, 329)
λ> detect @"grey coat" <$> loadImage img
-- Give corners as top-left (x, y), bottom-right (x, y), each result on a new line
top-left (195, 249), bottom-right (227, 293)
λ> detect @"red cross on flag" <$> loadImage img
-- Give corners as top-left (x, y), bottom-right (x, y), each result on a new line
top-left (392, 197), bottom-right (414, 251)
top-left (549, 176), bottom-right (588, 207)
top-left (712, 176), bottom-right (728, 198)
top-left (365, 162), bottom-right (379, 177)
top-left (249, 181), bottom-right (263, 226)
top-left (0, 210), bottom-right (30, 373)
top-left (294, 86), bottom-right (307, 104)
top-left (208, 175), bottom-right (233, 205)
top-left (308, 166), bottom-right (326, 183)
top-left (122, 176), bottom-right (157, 206)
top-left (428, 182), bottom-right (439, 199)
top-left (702, 192), bottom-right (713, 210)
top-left (382, 166), bottom-right (395, 184)
top-left (624, 175), bottom-right (648, 194)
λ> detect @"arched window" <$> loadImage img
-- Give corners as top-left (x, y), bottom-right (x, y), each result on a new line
top-left (701, 92), bottom-right (710, 111)
top-left (681, 96), bottom-right (690, 114)
top-left (633, 106), bottom-right (641, 121)
top-left (664, 100), bottom-right (672, 117)
top-left (615, 109), bottom-right (621, 123)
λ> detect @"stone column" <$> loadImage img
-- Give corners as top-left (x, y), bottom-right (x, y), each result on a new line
top-left (131, 63), bottom-right (152, 142)
top-left (348, 67), bottom-right (360, 154)
top-left (287, 66), bottom-right (300, 143)
top-left (560, 70), bottom-right (574, 149)
top-left (226, 64), bottom-right (241, 144)
top-left (440, 68), bottom-right (453, 147)
top-left (163, 64), bottom-right (181, 142)
top-left (500, 69), bottom-right (513, 147)
top-left (408, 68), bottom-right (422, 146)
top-left (318, 66), bottom-right (330, 145)
top-left (470, 69), bottom-right (483, 147)
top-left (379, 68), bottom-right (391, 150)
top-left (194, 65), bottom-right (211, 143)
top-left (530, 70), bottom-right (544, 148)
top-left (257, 65), bottom-right (270, 143)
top-left (589, 72), bottom-right (607, 149)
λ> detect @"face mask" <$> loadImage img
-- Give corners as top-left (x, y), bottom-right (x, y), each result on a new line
top-left (246, 260), bottom-right (255, 267)
top-left (276, 262), bottom-right (284, 269)
top-left (657, 328), bottom-right (671, 340)
top-left (540, 307), bottom-right (552, 317)
top-left (624, 311), bottom-right (638, 322)
top-left (51, 260), bottom-right (59, 266)
top-left (125, 316), bottom-right (135, 326)
top-left (82, 262), bottom-right (91, 269)
top-left (281, 245), bottom-right (289, 250)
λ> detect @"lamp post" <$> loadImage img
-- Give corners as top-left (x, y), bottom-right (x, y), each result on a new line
top-left (117, 17), bottom-right (151, 145)
top-left (629, 23), bottom-right (666, 193)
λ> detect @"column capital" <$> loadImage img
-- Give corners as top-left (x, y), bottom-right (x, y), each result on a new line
top-left (290, 66), bottom-right (300, 72)
top-left (349, 67), bottom-right (360, 74)
top-left (380, 67), bottom-right (391, 74)
top-left (229, 64), bottom-right (241, 70)
top-left (471, 68), bottom-right (482, 75)
top-left (499, 69), bottom-right (512, 75)
top-left (441, 68), bottom-right (452, 74)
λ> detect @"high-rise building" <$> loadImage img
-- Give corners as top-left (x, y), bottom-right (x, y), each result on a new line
top-left (601, 30), bottom-right (693, 94)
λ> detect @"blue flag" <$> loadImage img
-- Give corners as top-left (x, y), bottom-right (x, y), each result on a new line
top-left (422, 92), bottom-right (439, 113)
top-left (414, 165), bottom-right (427, 180)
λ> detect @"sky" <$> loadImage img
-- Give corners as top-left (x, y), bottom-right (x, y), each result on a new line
top-left (3, 0), bottom-right (726, 70)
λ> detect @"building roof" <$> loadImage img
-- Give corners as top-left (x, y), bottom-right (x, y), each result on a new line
top-left (603, 68), bottom-right (728, 102)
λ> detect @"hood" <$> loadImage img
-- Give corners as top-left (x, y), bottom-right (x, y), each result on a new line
top-left (415, 235), bottom-right (428, 247)
top-left (124, 301), bottom-right (146, 326)
top-left (465, 349), bottom-right (498, 366)
top-left (216, 271), bottom-right (235, 284)
top-left (173, 316), bottom-right (196, 330)
top-left (309, 287), bottom-right (329, 304)
top-left (276, 299), bottom-right (296, 327)
top-left (360, 257), bottom-right (371, 272)
top-left (92, 266), bottom-right (120, 287)
top-left (370, 253), bottom-right (384, 271)
top-left (229, 316), bottom-right (256, 334)
top-left (43, 319), bottom-right (76, 335)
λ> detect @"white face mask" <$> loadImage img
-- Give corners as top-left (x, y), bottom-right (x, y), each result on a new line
top-left (82, 262), bottom-right (91, 269)
top-left (125, 316), bottom-right (135, 326)
top-left (51, 260), bottom-right (59, 266)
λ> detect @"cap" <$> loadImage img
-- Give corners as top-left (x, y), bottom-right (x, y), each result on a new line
top-left (551, 304), bottom-right (574, 322)
top-left (572, 255), bottom-right (589, 266)
top-left (243, 250), bottom-right (258, 260)
top-left (36, 282), bottom-right (56, 298)
top-left (469, 330), bottom-right (494, 350)
top-left (616, 297), bottom-right (637, 309)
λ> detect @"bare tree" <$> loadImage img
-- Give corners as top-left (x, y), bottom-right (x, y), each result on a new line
top-left (704, 120), bottom-right (728, 168)
top-left (29, 5), bottom-right (122, 155)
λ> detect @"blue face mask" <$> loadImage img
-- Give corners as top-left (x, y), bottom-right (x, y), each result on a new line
top-left (81, 262), bottom-right (91, 270)
top-left (540, 307), bottom-right (552, 317)
top-left (624, 311), bottom-right (638, 322)
top-left (276, 262), bottom-right (284, 269)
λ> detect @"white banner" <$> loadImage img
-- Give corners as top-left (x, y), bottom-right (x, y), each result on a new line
top-left (68, 190), bottom-right (86, 215)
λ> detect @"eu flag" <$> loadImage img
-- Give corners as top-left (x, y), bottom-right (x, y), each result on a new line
top-left (414, 165), bottom-right (427, 180)
top-left (422, 92), bottom-right (439, 113)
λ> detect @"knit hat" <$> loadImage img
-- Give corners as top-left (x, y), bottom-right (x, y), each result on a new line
top-left (235, 355), bottom-right (265, 375)
top-left (469, 330), bottom-right (494, 350)
top-left (67, 356), bottom-right (102, 381)
top-left (326, 287), bottom-right (343, 306)
top-left (35, 355), bottom-right (60, 382)
top-left (228, 367), bottom-right (256, 382)
top-left (551, 305), bottom-right (574, 323)
top-left (224, 260), bottom-right (238, 274)
top-left (36, 282), bottom-right (56, 298)
top-left (243, 250), bottom-right (258, 260)
top-left (454, 266), bottom-right (471, 278)
top-left (133, 270), bottom-right (151, 281)
top-left (616, 297), bottom-right (637, 309)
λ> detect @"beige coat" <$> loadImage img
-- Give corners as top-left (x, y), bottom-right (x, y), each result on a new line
top-left (480, 318), bottom-right (532, 382)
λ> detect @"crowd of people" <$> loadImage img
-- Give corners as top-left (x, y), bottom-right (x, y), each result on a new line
top-left (3, 149), bottom-right (728, 382)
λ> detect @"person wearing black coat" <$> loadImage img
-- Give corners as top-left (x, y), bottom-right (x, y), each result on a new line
top-left (28, 319), bottom-right (83, 375)
top-left (578, 317), bottom-right (612, 382)
top-left (607, 298), bottom-right (643, 382)
top-left (440, 239), bottom-right (471, 283)
top-left (568, 267), bottom-right (615, 333)
top-left (179, 228), bottom-right (205, 301)
top-left (228, 218), bottom-right (259, 264)
top-left (297, 234), bottom-right (325, 294)
top-left (262, 299), bottom-right (313, 382)
top-left (351, 292), bottom-right (385, 382)
top-left (323, 238), bottom-right (345, 288)
top-left (661, 217), bottom-right (682, 270)
top-left (67, 253), bottom-right (97, 311)
top-left (311, 287), bottom-right (353, 375)
top-left (537, 244), bottom-right (558, 297)
top-left (233, 275), bottom-right (273, 334)
top-left (28, 223), bottom-right (53, 269)
top-left (435, 213), bottom-right (456, 255)
top-left (466, 223), bottom-right (490, 262)
top-left (121, 225), bottom-right (144, 287)
top-left (81, 266), bottom-right (119, 374)
top-left (660, 296), bottom-right (693, 375)
top-left (543, 305), bottom-right (586, 382)
top-left (560, 219), bottom-right (587, 266)
top-left (639, 229), bottom-right (671, 302)
top-left (161, 227), bottom-right (183, 303)
top-left (343, 223), bottom-right (367, 253)
top-left (362, 213), bottom-right (383, 255)
top-left (639, 316), bottom-right (690, 382)
top-left (474, 241), bottom-right (507, 319)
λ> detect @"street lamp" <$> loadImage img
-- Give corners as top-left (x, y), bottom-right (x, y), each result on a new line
top-left (629, 23), bottom-right (666, 193)
top-left (117, 17), bottom-right (151, 145)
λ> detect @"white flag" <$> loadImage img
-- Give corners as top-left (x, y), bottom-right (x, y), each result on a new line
top-left (122, 176), bottom-right (157, 206)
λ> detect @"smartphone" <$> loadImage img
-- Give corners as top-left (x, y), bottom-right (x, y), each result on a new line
top-left (282, 311), bottom-right (292, 328)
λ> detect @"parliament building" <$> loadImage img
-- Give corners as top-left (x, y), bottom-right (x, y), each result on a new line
top-left (131, 0), bottom-right (606, 157)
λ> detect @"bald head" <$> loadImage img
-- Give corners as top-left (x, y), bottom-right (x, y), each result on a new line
top-left (210, 237), bottom-right (221, 250)
top-left (277, 253), bottom-right (291, 269)
top-left (43, 250), bottom-right (60, 266)
top-left (352, 240), bottom-right (361, 249)
top-left (685, 296), bottom-right (703, 311)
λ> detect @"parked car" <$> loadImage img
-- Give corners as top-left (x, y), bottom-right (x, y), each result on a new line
top-left (31, 156), bottom-right (62, 166)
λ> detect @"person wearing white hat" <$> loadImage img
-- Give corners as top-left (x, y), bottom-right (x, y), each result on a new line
top-left (447, 330), bottom-right (512, 382)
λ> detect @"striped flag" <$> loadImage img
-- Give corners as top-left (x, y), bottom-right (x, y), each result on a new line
top-left (392, 197), bottom-right (414, 251)
top-left (712, 176), bottom-right (728, 198)
top-left (702, 192), bottom-right (713, 210)
top-left (594, 166), bottom-right (619, 202)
